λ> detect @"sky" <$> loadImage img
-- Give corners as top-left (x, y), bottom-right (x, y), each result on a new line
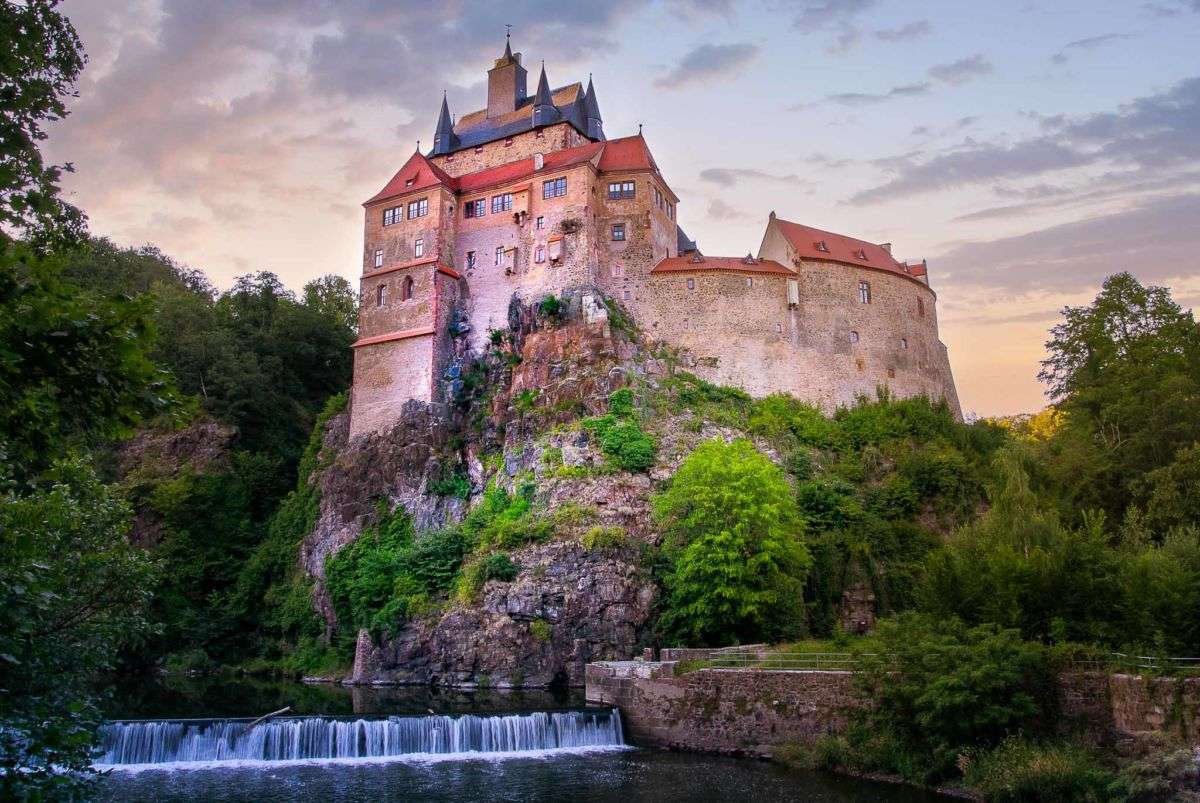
top-left (48, 0), bottom-right (1200, 417)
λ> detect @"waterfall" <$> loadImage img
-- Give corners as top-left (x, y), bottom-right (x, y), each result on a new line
top-left (96, 709), bottom-right (625, 767)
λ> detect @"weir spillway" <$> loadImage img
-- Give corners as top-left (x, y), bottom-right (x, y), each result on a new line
top-left (97, 709), bottom-right (625, 767)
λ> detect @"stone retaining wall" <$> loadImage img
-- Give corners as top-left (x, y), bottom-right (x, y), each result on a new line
top-left (587, 663), bottom-right (1200, 757)
top-left (585, 661), bottom-right (857, 756)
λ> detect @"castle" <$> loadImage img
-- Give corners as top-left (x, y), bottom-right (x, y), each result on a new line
top-left (349, 39), bottom-right (960, 437)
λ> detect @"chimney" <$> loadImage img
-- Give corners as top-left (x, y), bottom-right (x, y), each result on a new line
top-left (880, 242), bottom-right (892, 254)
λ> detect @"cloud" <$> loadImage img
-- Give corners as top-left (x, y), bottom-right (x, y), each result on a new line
top-left (935, 193), bottom-right (1200, 293)
top-left (698, 168), bottom-right (805, 187)
top-left (1142, 1), bottom-right (1200, 16)
top-left (874, 20), bottom-right (931, 41)
top-left (817, 82), bottom-right (932, 107)
top-left (848, 77), bottom-right (1200, 204)
top-left (927, 54), bottom-right (993, 85)
top-left (1051, 33), bottom-right (1134, 65)
top-left (790, 0), bottom-right (880, 54)
top-left (655, 42), bottom-right (760, 89)
top-left (706, 198), bottom-right (751, 220)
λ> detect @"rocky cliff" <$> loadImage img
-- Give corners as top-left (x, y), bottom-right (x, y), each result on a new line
top-left (299, 292), bottom-right (680, 687)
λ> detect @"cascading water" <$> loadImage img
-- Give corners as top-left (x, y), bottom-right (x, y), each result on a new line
top-left (96, 709), bottom-right (625, 767)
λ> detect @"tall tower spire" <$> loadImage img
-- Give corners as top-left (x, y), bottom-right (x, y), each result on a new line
top-left (503, 24), bottom-right (513, 60)
top-left (487, 29), bottom-right (526, 118)
top-left (531, 63), bottom-right (560, 127)
top-left (583, 74), bottom-right (604, 140)
top-left (431, 91), bottom-right (457, 155)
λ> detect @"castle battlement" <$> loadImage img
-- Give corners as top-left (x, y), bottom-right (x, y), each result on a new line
top-left (348, 41), bottom-right (960, 437)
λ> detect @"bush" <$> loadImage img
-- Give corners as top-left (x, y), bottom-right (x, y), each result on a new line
top-left (583, 389), bottom-right (657, 472)
top-left (482, 552), bottom-right (518, 582)
top-left (851, 613), bottom-right (1056, 784)
top-left (965, 738), bottom-right (1115, 802)
top-left (582, 525), bottom-right (630, 552)
top-left (654, 438), bottom-right (810, 645)
top-left (529, 618), bottom-right (552, 642)
top-left (539, 294), bottom-right (565, 321)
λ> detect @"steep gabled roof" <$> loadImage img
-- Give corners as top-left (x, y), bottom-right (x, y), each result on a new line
top-left (364, 150), bottom-right (456, 206)
top-left (597, 134), bottom-right (657, 172)
top-left (652, 255), bottom-right (794, 277)
top-left (773, 217), bottom-right (920, 279)
top-left (438, 82), bottom-right (595, 155)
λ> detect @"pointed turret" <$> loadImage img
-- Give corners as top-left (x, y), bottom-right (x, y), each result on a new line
top-left (431, 92), bottom-right (458, 155)
top-left (531, 64), bottom-right (560, 127)
top-left (583, 75), bottom-right (604, 140)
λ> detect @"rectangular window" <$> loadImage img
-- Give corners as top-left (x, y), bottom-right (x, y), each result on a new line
top-left (917, 297), bottom-right (925, 317)
top-left (495, 246), bottom-right (504, 266)
top-left (383, 206), bottom-right (402, 226)
top-left (464, 199), bottom-right (485, 218)
top-left (623, 290), bottom-right (631, 300)
top-left (407, 198), bottom-right (428, 219)
top-left (466, 251), bottom-right (476, 270)
top-left (859, 280), bottom-right (871, 304)
top-left (611, 223), bottom-right (625, 241)
top-left (414, 238), bottom-right (424, 258)
top-left (373, 249), bottom-right (383, 268)
top-left (491, 193), bottom-right (512, 213)
top-left (612, 264), bottom-right (623, 278)
top-left (536, 215), bottom-right (545, 229)
top-left (746, 277), bottom-right (753, 288)
top-left (686, 278), bottom-right (695, 291)
top-left (535, 245), bottom-right (545, 263)
top-left (542, 177), bottom-right (567, 199)
top-left (607, 181), bottom-right (635, 200)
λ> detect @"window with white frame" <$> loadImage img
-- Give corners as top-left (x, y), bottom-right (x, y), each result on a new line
top-left (849, 330), bottom-right (860, 344)
top-left (542, 177), bottom-right (567, 198)
top-left (607, 181), bottom-right (634, 200)
top-left (495, 246), bottom-right (504, 266)
top-left (373, 249), bottom-right (383, 268)
top-left (535, 245), bottom-right (545, 263)
top-left (491, 193), bottom-right (512, 213)
top-left (376, 284), bottom-right (387, 306)
top-left (536, 215), bottom-right (545, 229)
top-left (414, 238), bottom-right (424, 258)
top-left (611, 223), bottom-right (625, 241)
top-left (383, 206), bottom-right (402, 226)
top-left (407, 198), bottom-right (428, 219)
top-left (686, 277), bottom-right (695, 291)
top-left (858, 280), bottom-right (871, 304)
top-left (464, 199), bottom-right (485, 218)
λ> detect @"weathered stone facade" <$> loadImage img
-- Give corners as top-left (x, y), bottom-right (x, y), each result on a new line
top-left (349, 40), bottom-right (961, 438)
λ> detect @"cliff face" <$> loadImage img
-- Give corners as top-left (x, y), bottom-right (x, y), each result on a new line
top-left (300, 293), bottom-right (666, 686)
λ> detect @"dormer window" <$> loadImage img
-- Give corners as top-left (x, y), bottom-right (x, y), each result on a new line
top-left (855, 249), bottom-right (869, 261)
top-left (815, 240), bottom-right (829, 253)
top-left (475, 146), bottom-right (483, 154)
top-left (405, 178), bottom-right (415, 188)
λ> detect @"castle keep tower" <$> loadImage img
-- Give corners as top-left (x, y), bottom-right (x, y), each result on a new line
top-left (348, 39), bottom-right (960, 437)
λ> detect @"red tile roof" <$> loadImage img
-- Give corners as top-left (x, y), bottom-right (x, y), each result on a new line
top-left (597, 134), bottom-right (656, 172)
top-left (456, 141), bottom-right (604, 195)
top-left (652, 255), bottom-right (795, 277)
top-left (366, 134), bottom-right (673, 206)
top-left (773, 217), bottom-right (927, 282)
top-left (364, 151), bottom-right (456, 206)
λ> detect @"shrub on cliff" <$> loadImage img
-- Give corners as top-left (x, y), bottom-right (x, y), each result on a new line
top-left (964, 737), bottom-right (1115, 802)
top-left (583, 388), bottom-right (657, 472)
top-left (653, 438), bottom-right (809, 646)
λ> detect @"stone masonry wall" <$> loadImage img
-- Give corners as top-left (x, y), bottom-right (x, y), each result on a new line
top-left (586, 663), bottom-right (857, 756)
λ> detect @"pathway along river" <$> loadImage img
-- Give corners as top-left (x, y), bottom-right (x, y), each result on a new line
top-left (97, 677), bottom-right (943, 802)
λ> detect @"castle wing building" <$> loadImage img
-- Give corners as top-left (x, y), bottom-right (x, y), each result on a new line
top-left (349, 39), bottom-right (960, 437)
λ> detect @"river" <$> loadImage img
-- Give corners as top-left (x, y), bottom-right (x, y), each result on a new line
top-left (96, 676), bottom-right (942, 802)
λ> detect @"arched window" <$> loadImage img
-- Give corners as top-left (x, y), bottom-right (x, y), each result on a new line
top-left (401, 276), bottom-right (414, 302)
top-left (376, 284), bottom-right (387, 307)
top-left (849, 330), bottom-right (860, 344)
top-left (900, 337), bottom-right (908, 350)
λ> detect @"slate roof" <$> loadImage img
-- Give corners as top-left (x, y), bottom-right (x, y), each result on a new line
top-left (437, 83), bottom-right (595, 156)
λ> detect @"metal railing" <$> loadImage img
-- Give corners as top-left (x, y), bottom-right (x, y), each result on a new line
top-left (678, 647), bottom-right (1200, 676)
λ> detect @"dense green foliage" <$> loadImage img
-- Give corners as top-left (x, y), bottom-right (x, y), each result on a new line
top-left (0, 0), bottom-right (86, 243)
top-left (653, 438), bottom-right (810, 645)
top-left (0, 459), bottom-right (156, 799)
top-left (583, 388), bottom-right (657, 472)
top-left (963, 737), bottom-right (1115, 802)
top-left (849, 614), bottom-right (1057, 783)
